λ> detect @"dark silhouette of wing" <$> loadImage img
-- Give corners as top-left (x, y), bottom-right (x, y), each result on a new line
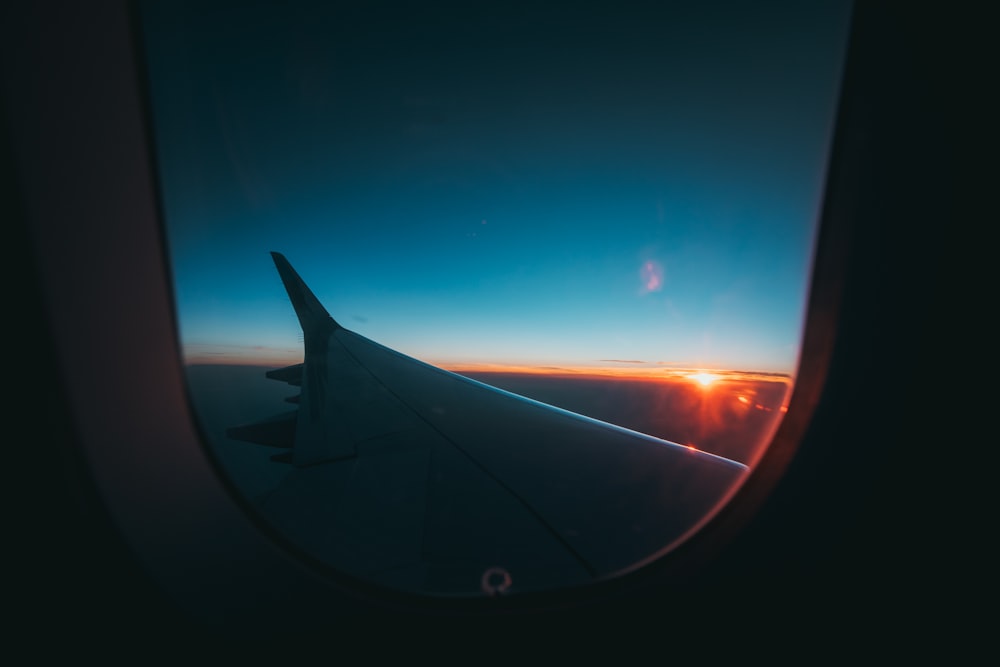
top-left (228, 252), bottom-right (747, 595)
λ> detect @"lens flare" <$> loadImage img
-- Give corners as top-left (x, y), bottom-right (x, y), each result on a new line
top-left (640, 260), bottom-right (663, 293)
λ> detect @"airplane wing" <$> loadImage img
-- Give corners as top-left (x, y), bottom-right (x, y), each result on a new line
top-left (227, 252), bottom-right (748, 596)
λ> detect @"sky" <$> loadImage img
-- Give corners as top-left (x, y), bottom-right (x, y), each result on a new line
top-left (139, 0), bottom-right (852, 376)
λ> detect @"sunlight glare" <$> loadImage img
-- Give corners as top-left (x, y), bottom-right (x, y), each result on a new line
top-left (690, 372), bottom-right (721, 387)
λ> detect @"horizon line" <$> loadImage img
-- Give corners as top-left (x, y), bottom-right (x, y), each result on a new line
top-left (182, 354), bottom-right (793, 384)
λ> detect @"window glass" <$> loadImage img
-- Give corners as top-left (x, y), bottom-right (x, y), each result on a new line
top-left (139, 0), bottom-right (852, 595)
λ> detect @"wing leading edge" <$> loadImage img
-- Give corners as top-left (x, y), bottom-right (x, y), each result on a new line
top-left (227, 252), bottom-right (748, 595)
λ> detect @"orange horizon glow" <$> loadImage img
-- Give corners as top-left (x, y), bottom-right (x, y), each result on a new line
top-left (436, 362), bottom-right (792, 385)
top-left (182, 349), bottom-right (793, 385)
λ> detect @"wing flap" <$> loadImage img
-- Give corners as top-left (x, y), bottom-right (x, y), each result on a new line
top-left (226, 410), bottom-right (296, 449)
top-left (266, 363), bottom-right (304, 386)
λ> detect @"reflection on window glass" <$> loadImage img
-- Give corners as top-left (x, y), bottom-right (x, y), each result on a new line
top-left (140, 0), bottom-right (851, 595)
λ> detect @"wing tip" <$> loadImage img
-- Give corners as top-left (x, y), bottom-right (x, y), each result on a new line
top-left (269, 251), bottom-right (341, 333)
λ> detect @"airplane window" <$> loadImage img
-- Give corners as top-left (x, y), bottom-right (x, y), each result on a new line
top-left (137, 0), bottom-right (852, 596)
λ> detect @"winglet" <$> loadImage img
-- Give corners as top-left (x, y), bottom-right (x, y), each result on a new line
top-left (270, 252), bottom-right (340, 338)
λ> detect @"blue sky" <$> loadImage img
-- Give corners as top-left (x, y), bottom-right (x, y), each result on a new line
top-left (141, 0), bottom-right (852, 375)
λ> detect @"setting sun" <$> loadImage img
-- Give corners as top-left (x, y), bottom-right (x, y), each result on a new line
top-left (689, 372), bottom-right (722, 387)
